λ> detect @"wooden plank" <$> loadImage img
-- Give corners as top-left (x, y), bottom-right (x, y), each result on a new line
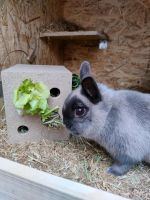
top-left (0, 157), bottom-right (130, 200)
top-left (40, 31), bottom-right (107, 40)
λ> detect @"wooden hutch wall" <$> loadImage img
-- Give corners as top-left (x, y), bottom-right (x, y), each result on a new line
top-left (0, 0), bottom-right (150, 91)
top-left (0, 0), bottom-right (64, 67)
top-left (63, 0), bottom-right (150, 91)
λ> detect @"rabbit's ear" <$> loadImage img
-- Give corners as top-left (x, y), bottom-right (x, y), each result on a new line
top-left (80, 61), bottom-right (101, 104)
top-left (81, 76), bottom-right (101, 104)
top-left (80, 61), bottom-right (91, 80)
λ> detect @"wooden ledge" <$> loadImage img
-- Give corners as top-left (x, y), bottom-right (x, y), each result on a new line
top-left (40, 31), bottom-right (107, 40)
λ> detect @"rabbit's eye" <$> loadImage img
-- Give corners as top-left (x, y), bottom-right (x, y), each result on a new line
top-left (75, 107), bottom-right (86, 117)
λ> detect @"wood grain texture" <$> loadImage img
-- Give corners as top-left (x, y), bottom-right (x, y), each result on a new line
top-left (63, 0), bottom-right (150, 92)
top-left (0, 157), bottom-right (130, 200)
top-left (0, 0), bottom-right (63, 68)
top-left (0, 0), bottom-right (150, 91)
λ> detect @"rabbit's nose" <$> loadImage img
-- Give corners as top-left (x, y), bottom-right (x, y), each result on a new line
top-left (63, 119), bottom-right (72, 128)
top-left (63, 119), bottom-right (69, 126)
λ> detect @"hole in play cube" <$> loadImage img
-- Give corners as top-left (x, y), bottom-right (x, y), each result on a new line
top-left (50, 88), bottom-right (60, 97)
top-left (17, 126), bottom-right (29, 134)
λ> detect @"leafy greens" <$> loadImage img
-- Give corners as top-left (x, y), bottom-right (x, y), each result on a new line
top-left (13, 79), bottom-right (63, 128)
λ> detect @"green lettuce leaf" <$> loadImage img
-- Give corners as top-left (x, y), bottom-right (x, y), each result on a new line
top-left (13, 79), bottom-right (63, 128)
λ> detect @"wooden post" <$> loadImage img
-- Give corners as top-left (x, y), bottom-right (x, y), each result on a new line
top-left (38, 0), bottom-right (64, 65)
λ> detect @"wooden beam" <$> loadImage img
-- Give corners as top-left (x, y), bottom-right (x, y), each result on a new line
top-left (0, 157), bottom-right (130, 200)
top-left (40, 31), bottom-right (108, 40)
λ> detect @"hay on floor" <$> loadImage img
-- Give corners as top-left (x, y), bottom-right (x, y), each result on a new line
top-left (0, 98), bottom-right (150, 200)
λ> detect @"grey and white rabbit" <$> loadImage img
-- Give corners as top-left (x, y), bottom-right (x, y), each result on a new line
top-left (62, 61), bottom-right (150, 176)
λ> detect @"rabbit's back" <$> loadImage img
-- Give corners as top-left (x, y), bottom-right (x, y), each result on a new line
top-left (103, 89), bottom-right (150, 162)
top-left (116, 90), bottom-right (150, 130)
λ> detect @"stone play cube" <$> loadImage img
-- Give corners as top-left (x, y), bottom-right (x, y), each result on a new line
top-left (2, 64), bottom-right (72, 143)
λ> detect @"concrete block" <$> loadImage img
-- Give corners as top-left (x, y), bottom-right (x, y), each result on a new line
top-left (2, 64), bottom-right (72, 144)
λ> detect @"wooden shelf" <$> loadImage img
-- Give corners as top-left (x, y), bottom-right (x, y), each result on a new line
top-left (40, 31), bottom-right (107, 40)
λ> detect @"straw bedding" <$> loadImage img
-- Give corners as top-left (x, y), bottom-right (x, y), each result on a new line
top-left (0, 98), bottom-right (150, 200)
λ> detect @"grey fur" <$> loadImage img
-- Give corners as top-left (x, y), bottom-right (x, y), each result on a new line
top-left (62, 61), bottom-right (150, 176)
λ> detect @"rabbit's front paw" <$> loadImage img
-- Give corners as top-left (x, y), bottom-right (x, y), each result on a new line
top-left (107, 165), bottom-right (123, 176)
top-left (107, 163), bottom-right (132, 176)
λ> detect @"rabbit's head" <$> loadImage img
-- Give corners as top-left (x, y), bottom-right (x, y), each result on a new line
top-left (62, 61), bottom-right (111, 139)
